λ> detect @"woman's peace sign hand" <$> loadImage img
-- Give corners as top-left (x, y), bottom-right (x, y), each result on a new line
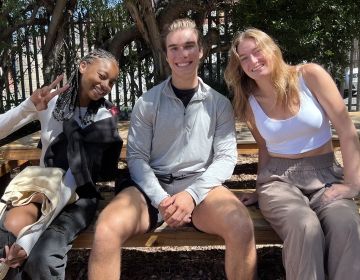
top-left (30, 74), bottom-right (70, 111)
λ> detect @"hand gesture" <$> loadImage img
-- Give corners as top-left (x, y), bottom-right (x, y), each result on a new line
top-left (159, 191), bottom-right (195, 228)
top-left (320, 183), bottom-right (359, 206)
top-left (0, 243), bottom-right (27, 268)
top-left (30, 74), bottom-right (70, 111)
top-left (239, 191), bottom-right (258, 206)
top-left (158, 196), bottom-right (176, 221)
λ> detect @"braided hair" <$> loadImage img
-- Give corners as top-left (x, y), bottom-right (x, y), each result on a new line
top-left (52, 49), bottom-right (118, 125)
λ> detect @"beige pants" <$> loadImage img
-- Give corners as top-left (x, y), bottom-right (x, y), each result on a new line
top-left (257, 152), bottom-right (360, 280)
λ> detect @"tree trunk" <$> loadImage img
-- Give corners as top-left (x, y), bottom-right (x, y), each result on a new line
top-left (42, 0), bottom-right (77, 83)
top-left (124, 0), bottom-right (169, 83)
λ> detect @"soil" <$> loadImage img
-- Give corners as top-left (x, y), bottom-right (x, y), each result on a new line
top-left (65, 152), bottom-right (344, 279)
top-left (65, 246), bottom-right (284, 280)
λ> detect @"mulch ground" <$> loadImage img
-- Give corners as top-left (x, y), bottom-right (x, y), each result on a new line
top-left (65, 246), bottom-right (285, 280)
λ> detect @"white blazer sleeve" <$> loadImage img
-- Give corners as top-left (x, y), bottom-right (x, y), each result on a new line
top-left (0, 98), bottom-right (38, 140)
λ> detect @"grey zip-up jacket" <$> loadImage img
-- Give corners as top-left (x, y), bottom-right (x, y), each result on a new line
top-left (127, 77), bottom-right (237, 208)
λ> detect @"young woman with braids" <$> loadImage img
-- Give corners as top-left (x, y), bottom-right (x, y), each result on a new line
top-left (0, 49), bottom-right (122, 279)
top-left (224, 28), bottom-right (360, 280)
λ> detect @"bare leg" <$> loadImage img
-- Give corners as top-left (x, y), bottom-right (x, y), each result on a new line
top-left (4, 203), bottom-right (41, 237)
top-left (192, 186), bottom-right (257, 280)
top-left (88, 187), bottom-right (151, 280)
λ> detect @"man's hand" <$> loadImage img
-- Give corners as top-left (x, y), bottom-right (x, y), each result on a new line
top-left (320, 183), bottom-right (359, 206)
top-left (0, 244), bottom-right (27, 268)
top-left (30, 74), bottom-right (70, 111)
top-left (163, 192), bottom-right (195, 228)
top-left (239, 192), bottom-right (258, 206)
top-left (158, 196), bottom-right (176, 221)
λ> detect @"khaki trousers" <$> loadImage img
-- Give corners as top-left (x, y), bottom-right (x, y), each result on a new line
top-left (257, 153), bottom-right (360, 280)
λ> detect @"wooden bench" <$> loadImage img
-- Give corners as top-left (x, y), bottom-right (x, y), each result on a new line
top-left (0, 158), bottom-right (284, 248)
top-left (1, 110), bottom-right (351, 178)
top-left (0, 160), bottom-right (359, 249)
top-left (72, 181), bottom-right (360, 248)
top-left (0, 149), bottom-right (284, 248)
top-left (0, 114), bottom-right (359, 249)
top-left (0, 139), bottom-right (342, 177)
top-left (0, 140), bottom-right (357, 249)
top-left (72, 188), bottom-right (284, 249)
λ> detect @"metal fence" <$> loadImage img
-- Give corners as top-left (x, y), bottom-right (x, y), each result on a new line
top-left (0, 10), bottom-right (232, 116)
top-left (344, 39), bottom-right (360, 111)
top-left (1, 10), bottom-right (359, 114)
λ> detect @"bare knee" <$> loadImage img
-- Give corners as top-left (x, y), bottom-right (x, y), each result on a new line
top-left (93, 212), bottom-right (129, 248)
top-left (4, 203), bottom-right (41, 236)
top-left (222, 206), bottom-right (255, 242)
top-left (93, 189), bottom-right (150, 248)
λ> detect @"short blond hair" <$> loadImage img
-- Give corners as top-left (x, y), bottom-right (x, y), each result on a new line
top-left (161, 18), bottom-right (203, 52)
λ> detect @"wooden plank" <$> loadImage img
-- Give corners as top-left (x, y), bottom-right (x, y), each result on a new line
top-left (0, 142), bottom-right (343, 164)
top-left (72, 188), bottom-right (360, 249)
top-left (0, 114), bottom-right (351, 161)
top-left (0, 160), bottom-right (357, 248)
top-left (0, 139), bottom-right (342, 161)
top-left (0, 160), bottom-right (29, 178)
top-left (1, 148), bottom-right (127, 161)
top-left (2, 148), bottom-right (41, 161)
top-left (72, 189), bottom-right (282, 249)
top-left (73, 207), bottom-right (281, 248)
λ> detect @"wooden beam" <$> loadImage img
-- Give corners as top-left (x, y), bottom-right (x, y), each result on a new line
top-left (72, 187), bottom-right (359, 249)
top-left (0, 138), bottom-right (342, 162)
top-left (0, 160), bottom-right (29, 178)
top-left (73, 203), bottom-right (282, 249)
top-left (1, 147), bottom-right (127, 161)
top-left (72, 189), bottom-right (282, 249)
top-left (2, 149), bottom-right (41, 161)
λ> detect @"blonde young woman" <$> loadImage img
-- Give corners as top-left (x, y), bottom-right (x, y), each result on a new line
top-left (224, 28), bottom-right (360, 280)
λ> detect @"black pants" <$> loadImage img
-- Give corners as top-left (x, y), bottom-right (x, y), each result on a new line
top-left (3, 197), bottom-right (98, 280)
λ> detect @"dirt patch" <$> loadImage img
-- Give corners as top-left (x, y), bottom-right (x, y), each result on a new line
top-left (65, 246), bottom-right (285, 280)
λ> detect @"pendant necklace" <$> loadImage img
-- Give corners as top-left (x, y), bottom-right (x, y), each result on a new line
top-left (77, 99), bottom-right (92, 126)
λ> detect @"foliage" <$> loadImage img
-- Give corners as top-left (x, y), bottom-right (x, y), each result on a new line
top-left (76, 0), bottom-right (129, 45)
top-left (232, 0), bottom-right (360, 79)
top-left (1, 0), bottom-right (360, 112)
top-left (0, 1), bottom-right (40, 110)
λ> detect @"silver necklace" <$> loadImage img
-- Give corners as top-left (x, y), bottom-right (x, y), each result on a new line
top-left (78, 100), bottom-right (91, 126)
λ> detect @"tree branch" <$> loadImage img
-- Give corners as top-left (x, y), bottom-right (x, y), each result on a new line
top-left (0, 5), bottom-right (41, 42)
top-left (104, 25), bottom-right (142, 61)
top-left (42, 0), bottom-right (68, 56)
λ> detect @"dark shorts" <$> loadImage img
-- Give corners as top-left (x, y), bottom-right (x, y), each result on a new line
top-left (115, 176), bottom-right (159, 231)
top-left (115, 175), bottom-right (203, 232)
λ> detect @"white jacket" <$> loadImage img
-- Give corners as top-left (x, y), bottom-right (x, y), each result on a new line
top-left (127, 77), bottom-right (237, 207)
top-left (0, 166), bottom-right (78, 255)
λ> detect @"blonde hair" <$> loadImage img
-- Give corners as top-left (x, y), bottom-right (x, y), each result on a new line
top-left (224, 28), bottom-right (299, 121)
top-left (161, 18), bottom-right (203, 52)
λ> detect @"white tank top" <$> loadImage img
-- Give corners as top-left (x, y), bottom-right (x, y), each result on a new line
top-left (249, 76), bottom-right (332, 154)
